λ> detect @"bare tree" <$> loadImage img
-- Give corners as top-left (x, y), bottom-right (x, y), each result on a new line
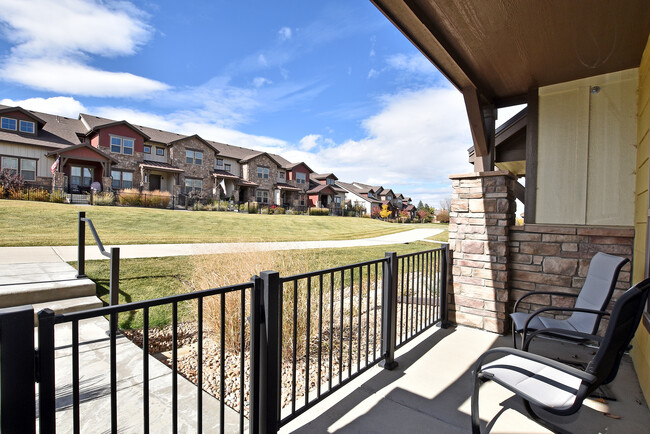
top-left (439, 197), bottom-right (452, 212)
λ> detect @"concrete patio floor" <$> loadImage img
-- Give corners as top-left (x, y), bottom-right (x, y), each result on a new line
top-left (281, 325), bottom-right (650, 433)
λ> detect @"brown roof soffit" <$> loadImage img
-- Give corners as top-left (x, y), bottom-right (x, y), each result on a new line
top-left (46, 143), bottom-right (118, 163)
top-left (81, 116), bottom-right (152, 141)
top-left (169, 134), bottom-right (220, 153)
top-left (0, 106), bottom-right (47, 126)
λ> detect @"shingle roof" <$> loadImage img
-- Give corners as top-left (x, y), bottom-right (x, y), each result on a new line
top-left (139, 160), bottom-right (184, 173)
top-left (213, 169), bottom-right (240, 179)
top-left (0, 104), bottom-right (85, 149)
top-left (312, 173), bottom-right (338, 180)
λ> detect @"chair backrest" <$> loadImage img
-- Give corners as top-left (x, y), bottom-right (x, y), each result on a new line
top-left (568, 252), bottom-right (630, 333)
top-left (585, 278), bottom-right (650, 390)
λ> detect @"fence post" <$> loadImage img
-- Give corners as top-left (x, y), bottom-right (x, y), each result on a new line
top-left (257, 271), bottom-right (281, 434)
top-left (249, 275), bottom-right (262, 434)
top-left (37, 309), bottom-right (56, 434)
top-left (380, 252), bottom-right (399, 370)
top-left (0, 306), bottom-right (36, 434)
top-left (110, 247), bottom-right (120, 306)
top-left (440, 243), bottom-right (450, 328)
top-left (77, 211), bottom-right (86, 278)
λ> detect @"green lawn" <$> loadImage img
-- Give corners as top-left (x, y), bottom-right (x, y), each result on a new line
top-left (76, 241), bottom-right (440, 329)
top-left (0, 200), bottom-right (441, 246)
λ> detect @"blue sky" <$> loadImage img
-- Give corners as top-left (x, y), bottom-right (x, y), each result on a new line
top-left (0, 0), bottom-right (519, 206)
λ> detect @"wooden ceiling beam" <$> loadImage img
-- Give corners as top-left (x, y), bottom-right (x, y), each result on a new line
top-left (462, 87), bottom-right (490, 157)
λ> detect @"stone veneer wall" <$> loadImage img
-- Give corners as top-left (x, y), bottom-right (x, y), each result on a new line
top-left (509, 225), bottom-right (633, 327)
top-left (448, 171), bottom-right (516, 333)
top-left (170, 137), bottom-right (218, 195)
top-left (242, 155), bottom-right (279, 202)
top-left (448, 170), bottom-right (635, 335)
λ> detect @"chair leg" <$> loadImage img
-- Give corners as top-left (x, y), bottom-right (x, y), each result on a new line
top-left (471, 371), bottom-right (484, 434)
top-left (512, 322), bottom-right (518, 349)
top-left (523, 399), bottom-right (572, 434)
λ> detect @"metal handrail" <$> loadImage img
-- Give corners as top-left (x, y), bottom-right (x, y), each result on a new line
top-left (81, 217), bottom-right (110, 258)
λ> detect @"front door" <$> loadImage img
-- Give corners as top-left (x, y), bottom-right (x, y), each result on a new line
top-left (70, 166), bottom-right (93, 192)
top-left (150, 174), bottom-right (161, 190)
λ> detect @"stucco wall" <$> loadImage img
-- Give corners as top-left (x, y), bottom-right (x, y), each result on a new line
top-left (632, 34), bottom-right (650, 408)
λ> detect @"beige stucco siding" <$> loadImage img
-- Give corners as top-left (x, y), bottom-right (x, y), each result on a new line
top-left (537, 69), bottom-right (637, 226)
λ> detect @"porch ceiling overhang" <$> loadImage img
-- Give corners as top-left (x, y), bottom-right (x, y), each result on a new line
top-left (371, 0), bottom-right (650, 106)
top-left (238, 179), bottom-right (259, 187)
top-left (276, 182), bottom-right (301, 192)
top-left (46, 143), bottom-right (118, 163)
top-left (213, 170), bottom-right (239, 180)
top-left (139, 160), bottom-right (184, 173)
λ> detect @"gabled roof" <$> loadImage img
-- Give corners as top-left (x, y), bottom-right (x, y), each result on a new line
top-left (285, 161), bottom-right (314, 173)
top-left (337, 181), bottom-right (383, 203)
top-left (169, 134), bottom-right (220, 154)
top-left (79, 114), bottom-right (151, 140)
top-left (0, 106), bottom-right (47, 127)
top-left (312, 173), bottom-right (338, 181)
top-left (45, 143), bottom-right (118, 163)
top-left (0, 104), bottom-right (84, 149)
top-left (275, 182), bottom-right (301, 192)
top-left (239, 151), bottom-right (285, 167)
top-left (306, 184), bottom-right (337, 195)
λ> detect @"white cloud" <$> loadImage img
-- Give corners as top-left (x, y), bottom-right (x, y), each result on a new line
top-left (0, 96), bottom-right (87, 118)
top-left (2, 58), bottom-right (169, 97)
top-left (367, 68), bottom-right (379, 79)
top-left (298, 134), bottom-right (334, 151)
top-left (252, 77), bottom-right (272, 88)
top-left (386, 53), bottom-right (437, 75)
top-left (0, 0), bottom-right (168, 98)
top-left (278, 27), bottom-right (292, 41)
top-left (258, 54), bottom-right (268, 67)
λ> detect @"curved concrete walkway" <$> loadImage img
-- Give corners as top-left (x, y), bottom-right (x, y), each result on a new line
top-left (0, 228), bottom-right (444, 264)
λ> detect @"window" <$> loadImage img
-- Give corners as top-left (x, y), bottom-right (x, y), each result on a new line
top-left (184, 178), bottom-right (202, 193)
top-left (225, 163), bottom-right (231, 172)
top-left (71, 166), bottom-right (93, 187)
top-left (299, 195), bottom-right (305, 206)
top-left (111, 170), bottom-right (133, 189)
top-left (326, 178), bottom-right (335, 185)
top-left (110, 136), bottom-right (134, 155)
top-left (156, 147), bottom-right (165, 156)
top-left (1, 117), bottom-right (17, 130)
top-left (296, 172), bottom-right (306, 184)
top-left (257, 166), bottom-right (269, 179)
top-left (20, 159), bottom-right (36, 181)
top-left (334, 196), bottom-right (341, 204)
top-left (256, 189), bottom-right (269, 204)
top-left (387, 195), bottom-right (392, 201)
top-left (1, 156), bottom-right (18, 174)
top-left (144, 145), bottom-right (151, 154)
top-left (19, 120), bottom-right (35, 134)
top-left (186, 150), bottom-right (202, 165)
top-left (217, 158), bottom-right (223, 166)
top-left (278, 171), bottom-right (285, 182)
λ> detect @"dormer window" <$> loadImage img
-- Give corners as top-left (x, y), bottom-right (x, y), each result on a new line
top-left (19, 120), bottom-right (35, 134)
top-left (326, 178), bottom-right (335, 185)
top-left (387, 195), bottom-right (392, 201)
top-left (1, 117), bottom-right (17, 131)
top-left (368, 192), bottom-right (374, 198)
top-left (110, 135), bottom-right (134, 155)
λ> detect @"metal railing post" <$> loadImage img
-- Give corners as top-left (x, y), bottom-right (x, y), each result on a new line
top-left (77, 211), bottom-right (86, 278)
top-left (37, 309), bottom-right (56, 434)
top-left (0, 305), bottom-right (36, 434)
top-left (249, 275), bottom-right (263, 434)
top-left (380, 252), bottom-right (399, 370)
top-left (440, 243), bottom-right (450, 328)
top-left (110, 247), bottom-right (120, 306)
top-left (258, 270), bottom-right (281, 433)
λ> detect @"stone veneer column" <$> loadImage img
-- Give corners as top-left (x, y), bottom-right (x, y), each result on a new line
top-left (52, 172), bottom-right (65, 191)
top-left (447, 171), bottom-right (516, 333)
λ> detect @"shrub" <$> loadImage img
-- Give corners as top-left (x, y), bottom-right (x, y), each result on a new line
top-left (145, 190), bottom-right (171, 208)
top-left (275, 206), bottom-right (285, 214)
top-left (285, 208), bottom-right (294, 215)
top-left (379, 204), bottom-right (392, 219)
top-left (437, 210), bottom-right (450, 223)
top-left (360, 213), bottom-right (371, 218)
top-left (248, 203), bottom-right (258, 214)
top-left (309, 207), bottom-right (329, 216)
top-left (94, 191), bottom-right (115, 206)
top-left (0, 169), bottom-right (23, 193)
top-left (371, 206), bottom-right (381, 219)
top-left (118, 188), bottom-right (142, 206)
top-left (417, 210), bottom-right (429, 222)
top-left (27, 188), bottom-right (50, 202)
top-left (8, 188), bottom-right (23, 200)
top-left (50, 189), bottom-right (66, 203)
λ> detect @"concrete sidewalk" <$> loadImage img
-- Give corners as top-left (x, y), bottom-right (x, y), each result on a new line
top-left (0, 228), bottom-right (444, 264)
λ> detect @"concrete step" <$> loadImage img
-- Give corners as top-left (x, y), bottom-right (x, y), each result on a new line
top-left (0, 278), bottom-right (97, 308)
top-left (32, 295), bottom-right (104, 323)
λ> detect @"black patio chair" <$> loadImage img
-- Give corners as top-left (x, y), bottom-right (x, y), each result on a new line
top-left (510, 252), bottom-right (629, 349)
top-left (471, 277), bottom-right (650, 434)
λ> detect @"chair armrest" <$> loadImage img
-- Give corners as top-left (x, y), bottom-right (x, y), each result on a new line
top-left (522, 327), bottom-right (604, 351)
top-left (513, 291), bottom-right (578, 312)
top-left (522, 306), bottom-right (609, 336)
top-left (474, 347), bottom-right (597, 384)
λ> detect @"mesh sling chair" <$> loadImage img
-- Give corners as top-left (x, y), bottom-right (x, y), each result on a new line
top-left (510, 252), bottom-right (629, 349)
top-left (470, 277), bottom-right (650, 434)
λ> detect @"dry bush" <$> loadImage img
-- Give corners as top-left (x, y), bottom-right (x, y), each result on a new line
top-left (145, 189), bottom-right (171, 208)
top-left (118, 188), bottom-right (141, 206)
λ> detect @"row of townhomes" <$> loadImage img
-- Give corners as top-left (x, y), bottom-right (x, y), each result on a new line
top-left (0, 104), bottom-right (413, 214)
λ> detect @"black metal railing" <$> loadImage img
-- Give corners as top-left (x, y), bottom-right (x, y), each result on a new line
top-left (0, 246), bottom-right (448, 434)
top-left (77, 211), bottom-right (120, 306)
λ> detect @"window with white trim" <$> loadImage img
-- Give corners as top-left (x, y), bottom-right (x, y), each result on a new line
top-left (71, 166), bottom-right (93, 187)
top-left (19, 120), bottom-right (35, 134)
top-left (278, 171), bottom-right (286, 182)
top-left (111, 170), bottom-right (133, 189)
top-left (256, 189), bottom-right (269, 204)
top-left (257, 166), bottom-right (269, 179)
top-left (186, 150), bottom-right (203, 165)
top-left (20, 159), bottom-right (36, 180)
top-left (1, 117), bottom-right (17, 131)
top-left (296, 172), bottom-right (306, 184)
top-left (110, 135), bottom-right (134, 155)
top-left (184, 178), bottom-right (202, 193)
top-left (225, 163), bottom-right (231, 172)
top-left (334, 196), bottom-right (341, 204)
